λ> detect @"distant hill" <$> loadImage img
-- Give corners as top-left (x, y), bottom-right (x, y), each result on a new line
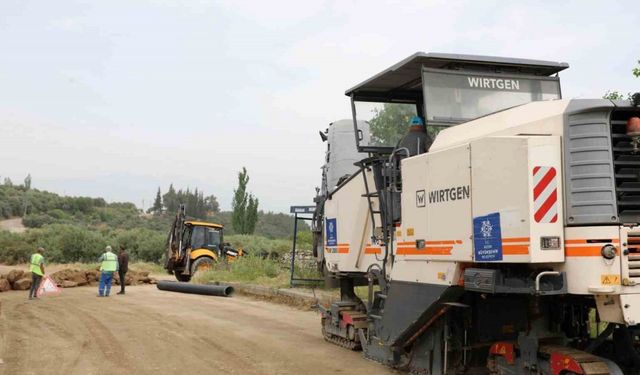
top-left (0, 183), bottom-right (307, 236)
top-left (0, 183), bottom-right (309, 265)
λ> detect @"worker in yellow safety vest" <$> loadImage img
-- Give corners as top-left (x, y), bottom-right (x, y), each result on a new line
top-left (28, 247), bottom-right (46, 300)
top-left (97, 245), bottom-right (119, 297)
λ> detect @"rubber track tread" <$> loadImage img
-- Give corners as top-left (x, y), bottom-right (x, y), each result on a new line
top-left (322, 326), bottom-right (362, 351)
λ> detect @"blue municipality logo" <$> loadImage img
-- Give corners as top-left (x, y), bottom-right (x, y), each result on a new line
top-left (480, 219), bottom-right (493, 238)
top-left (473, 212), bottom-right (503, 261)
top-left (326, 218), bottom-right (337, 247)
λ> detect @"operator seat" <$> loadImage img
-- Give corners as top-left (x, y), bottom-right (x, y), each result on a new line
top-left (385, 116), bottom-right (433, 224)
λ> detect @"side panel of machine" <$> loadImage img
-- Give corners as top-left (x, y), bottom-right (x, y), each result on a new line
top-left (323, 170), bottom-right (382, 273)
top-left (399, 145), bottom-right (472, 261)
top-left (471, 136), bottom-right (564, 263)
top-left (560, 225), bottom-right (621, 295)
top-left (563, 103), bottom-right (617, 225)
top-left (391, 145), bottom-right (471, 285)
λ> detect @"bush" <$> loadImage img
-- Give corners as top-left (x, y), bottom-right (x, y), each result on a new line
top-left (226, 234), bottom-right (291, 255)
top-left (193, 255), bottom-right (287, 286)
top-left (0, 223), bottom-right (167, 264)
top-left (20, 224), bottom-right (105, 263)
top-left (47, 209), bottom-right (70, 220)
top-left (294, 230), bottom-right (313, 250)
top-left (23, 213), bottom-right (55, 228)
top-left (113, 228), bottom-right (166, 262)
top-left (0, 230), bottom-right (32, 264)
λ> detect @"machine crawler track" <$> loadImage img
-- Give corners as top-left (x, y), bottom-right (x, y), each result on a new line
top-left (322, 326), bottom-right (362, 351)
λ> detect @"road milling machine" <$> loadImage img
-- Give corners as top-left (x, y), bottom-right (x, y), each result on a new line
top-left (313, 52), bottom-right (640, 374)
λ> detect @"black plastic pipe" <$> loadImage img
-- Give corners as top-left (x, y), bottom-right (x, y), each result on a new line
top-left (157, 280), bottom-right (234, 297)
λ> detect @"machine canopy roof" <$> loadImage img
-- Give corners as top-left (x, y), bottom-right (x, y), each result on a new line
top-left (185, 220), bottom-right (223, 229)
top-left (345, 52), bottom-right (569, 102)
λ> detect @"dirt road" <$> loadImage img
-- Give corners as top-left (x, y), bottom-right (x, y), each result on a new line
top-left (0, 285), bottom-right (396, 375)
top-left (0, 218), bottom-right (25, 234)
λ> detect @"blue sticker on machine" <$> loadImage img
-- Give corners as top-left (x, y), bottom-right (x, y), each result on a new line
top-left (326, 218), bottom-right (337, 246)
top-left (473, 212), bottom-right (503, 261)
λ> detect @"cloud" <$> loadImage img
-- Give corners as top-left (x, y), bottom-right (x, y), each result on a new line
top-left (1, 0), bottom-right (638, 213)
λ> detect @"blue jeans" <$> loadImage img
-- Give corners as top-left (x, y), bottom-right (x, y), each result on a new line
top-left (98, 271), bottom-right (114, 296)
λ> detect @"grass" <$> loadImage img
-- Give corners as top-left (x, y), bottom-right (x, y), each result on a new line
top-left (192, 254), bottom-right (324, 289)
top-left (128, 262), bottom-right (165, 275)
top-left (226, 234), bottom-right (293, 255)
top-left (193, 255), bottom-right (291, 287)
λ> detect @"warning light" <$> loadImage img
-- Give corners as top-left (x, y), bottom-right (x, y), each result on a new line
top-left (626, 117), bottom-right (640, 153)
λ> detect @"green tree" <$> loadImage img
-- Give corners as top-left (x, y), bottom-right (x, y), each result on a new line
top-left (163, 184), bottom-right (178, 214)
top-left (245, 196), bottom-right (259, 234)
top-left (24, 174), bottom-right (32, 190)
top-left (603, 90), bottom-right (626, 100)
top-left (369, 103), bottom-right (416, 146)
top-left (368, 103), bottom-right (444, 144)
top-left (151, 187), bottom-right (162, 214)
top-left (634, 60), bottom-right (640, 78)
top-left (231, 167), bottom-right (259, 234)
top-left (232, 168), bottom-right (249, 233)
top-left (205, 195), bottom-right (220, 214)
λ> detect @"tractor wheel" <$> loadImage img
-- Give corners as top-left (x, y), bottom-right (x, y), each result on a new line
top-left (190, 256), bottom-right (215, 278)
top-left (174, 270), bottom-right (191, 282)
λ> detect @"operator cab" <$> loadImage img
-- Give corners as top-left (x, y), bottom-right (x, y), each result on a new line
top-left (183, 221), bottom-right (224, 255)
top-left (346, 52), bottom-right (568, 154)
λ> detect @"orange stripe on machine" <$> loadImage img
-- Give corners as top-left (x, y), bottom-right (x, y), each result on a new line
top-left (397, 240), bottom-right (461, 246)
top-left (502, 237), bottom-right (530, 243)
top-left (502, 245), bottom-right (529, 255)
top-left (396, 239), bottom-right (461, 256)
top-left (565, 247), bottom-right (603, 257)
top-left (325, 246), bottom-right (350, 254)
top-left (364, 247), bottom-right (382, 254)
top-left (565, 239), bottom-right (619, 244)
top-left (396, 246), bottom-right (453, 256)
top-left (564, 239), bottom-right (619, 257)
top-left (501, 237), bottom-right (530, 255)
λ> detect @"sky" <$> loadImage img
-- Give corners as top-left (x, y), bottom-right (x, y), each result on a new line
top-left (0, 0), bottom-right (638, 213)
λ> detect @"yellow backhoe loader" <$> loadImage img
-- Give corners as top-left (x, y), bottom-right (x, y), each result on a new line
top-left (164, 204), bottom-right (243, 282)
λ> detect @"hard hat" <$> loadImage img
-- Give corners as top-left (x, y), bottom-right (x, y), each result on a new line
top-left (410, 116), bottom-right (424, 126)
top-left (105, 245), bottom-right (112, 251)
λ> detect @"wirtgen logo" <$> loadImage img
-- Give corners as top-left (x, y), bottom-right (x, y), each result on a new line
top-left (467, 77), bottom-right (521, 91)
top-left (428, 186), bottom-right (470, 203)
top-left (416, 190), bottom-right (426, 207)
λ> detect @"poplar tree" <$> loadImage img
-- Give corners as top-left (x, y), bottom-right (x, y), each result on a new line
top-left (152, 187), bottom-right (162, 214)
top-left (231, 167), bottom-right (259, 234)
top-left (232, 168), bottom-right (249, 233)
top-left (245, 196), bottom-right (259, 234)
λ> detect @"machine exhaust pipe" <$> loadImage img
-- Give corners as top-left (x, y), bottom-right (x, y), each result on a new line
top-left (157, 280), bottom-right (234, 297)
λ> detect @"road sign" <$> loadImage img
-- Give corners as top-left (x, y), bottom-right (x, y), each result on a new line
top-left (37, 275), bottom-right (61, 297)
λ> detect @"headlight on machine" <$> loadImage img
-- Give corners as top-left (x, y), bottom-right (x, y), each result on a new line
top-left (601, 244), bottom-right (617, 260)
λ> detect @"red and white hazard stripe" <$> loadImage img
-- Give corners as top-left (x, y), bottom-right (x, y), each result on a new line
top-left (533, 166), bottom-right (558, 223)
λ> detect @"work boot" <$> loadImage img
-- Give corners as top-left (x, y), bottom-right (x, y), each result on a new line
top-left (117, 291), bottom-right (125, 295)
